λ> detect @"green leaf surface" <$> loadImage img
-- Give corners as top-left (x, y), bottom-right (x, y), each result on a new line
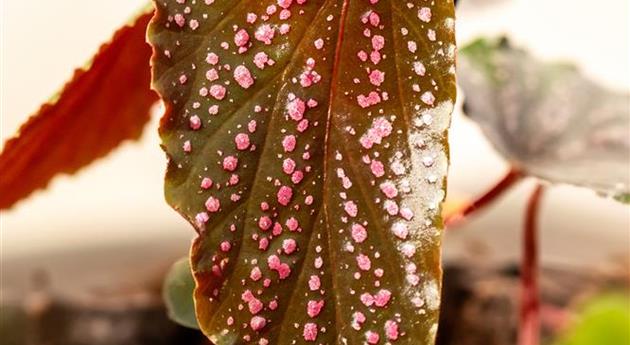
top-left (553, 294), bottom-right (630, 345)
top-left (163, 257), bottom-right (199, 330)
top-left (459, 38), bottom-right (630, 201)
top-left (149, 1), bottom-right (456, 344)
top-left (614, 193), bottom-right (630, 204)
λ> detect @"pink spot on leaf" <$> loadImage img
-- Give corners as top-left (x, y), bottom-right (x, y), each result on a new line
top-left (306, 300), bottom-right (324, 318)
top-left (351, 224), bottom-right (367, 243)
top-left (308, 275), bottom-right (321, 291)
top-left (234, 65), bottom-right (254, 89)
top-left (282, 135), bottom-right (297, 152)
top-left (250, 316), bottom-right (266, 331)
top-left (303, 323), bottom-right (318, 342)
top-left (205, 197), bottom-right (221, 213)
top-left (235, 133), bottom-right (251, 150)
top-left (223, 156), bottom-right (239, 171)
top-left (385, 320), bottom-right (399, 340)
top-left (277, 186), bottom-right (293, 206)
top-left (356, 254), bottom-right (371, 271)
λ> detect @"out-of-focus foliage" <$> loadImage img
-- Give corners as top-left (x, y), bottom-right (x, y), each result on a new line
top-left (0, 10), bottom-right (157, 210)
top-left (163, 258), bottom-right (199, 330)
top-left (0, 305), bottom-right (28, 345)
top-left (459, 38), bottom-right (630, 202)
top-left (553, 293), bottom-right (630, 345)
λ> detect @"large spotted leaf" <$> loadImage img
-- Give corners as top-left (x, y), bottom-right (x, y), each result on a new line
top-left (149, 1), bottom-right (456, 344)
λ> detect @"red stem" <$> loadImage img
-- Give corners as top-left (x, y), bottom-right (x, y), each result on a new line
top-left (519, 183), bottom-right (545, 345)
top-left (445, 167), bottom-right (523, 227)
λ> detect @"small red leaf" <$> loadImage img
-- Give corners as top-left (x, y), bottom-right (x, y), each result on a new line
top-left (0, 10), bottom-right (158, 210)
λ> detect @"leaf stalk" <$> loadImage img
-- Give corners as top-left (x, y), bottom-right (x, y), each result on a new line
top-left (518, 183), bottom-right (545, 345)
top-left (445, 166), bottom-right (523, 227)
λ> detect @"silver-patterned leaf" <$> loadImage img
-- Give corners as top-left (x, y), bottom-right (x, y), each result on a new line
top-left (459, 38), bottom-right (630, 201)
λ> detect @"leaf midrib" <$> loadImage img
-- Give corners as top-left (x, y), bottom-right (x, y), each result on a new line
top-left (321, 0), bottom-right (351, 342)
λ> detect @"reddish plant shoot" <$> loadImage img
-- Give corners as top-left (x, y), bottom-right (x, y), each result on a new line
top-left (520, 184), bottom-right (545, 345)
top-left (445, 167), bottom-right (523, 227)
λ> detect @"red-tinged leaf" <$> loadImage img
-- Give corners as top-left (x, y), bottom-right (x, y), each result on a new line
top-left (0, 10), bottom-right (158, 210)
top-left (149, 1), bottom-right (456, 344)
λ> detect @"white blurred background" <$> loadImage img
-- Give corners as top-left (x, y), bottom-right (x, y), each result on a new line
top-left (1, 0), bottom-right (629, 295)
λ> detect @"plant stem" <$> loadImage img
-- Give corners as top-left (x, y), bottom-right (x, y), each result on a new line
top-left (519, 183), bottom-right (545, 345)
top-left (445, 167), bottom-right (523, 227)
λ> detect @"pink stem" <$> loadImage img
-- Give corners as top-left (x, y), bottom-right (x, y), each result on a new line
top-left (445, 167), bottom-right (523, 227)
top-left (519, 183), bottom-right (545, 345)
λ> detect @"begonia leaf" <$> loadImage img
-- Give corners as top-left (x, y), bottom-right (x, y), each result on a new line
top-left (164, 257), bottom-right (200, 329)
top-left (149, 1), bottom-right (456, 344)
top-left (0, 10), bottom-right (157, 209)
top-left (459, 38), bottom-right (630, 201)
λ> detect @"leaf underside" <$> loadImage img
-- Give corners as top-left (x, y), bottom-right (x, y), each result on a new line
top-left (459, 38), bottom-right (630, 200)
top-left (0, 10), bottom-right (158, 210)
top-left (149, 1), bottom-right (456, 344)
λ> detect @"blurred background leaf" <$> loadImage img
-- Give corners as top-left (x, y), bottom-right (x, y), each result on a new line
top-left (458, 38), bottom-right (630, 202)
top-left (163, 258), bottom-right (199, 330)
top-left (0, 9), bottom-right (157, 210)
top-left (553, 293), bottom-right (630, 345)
